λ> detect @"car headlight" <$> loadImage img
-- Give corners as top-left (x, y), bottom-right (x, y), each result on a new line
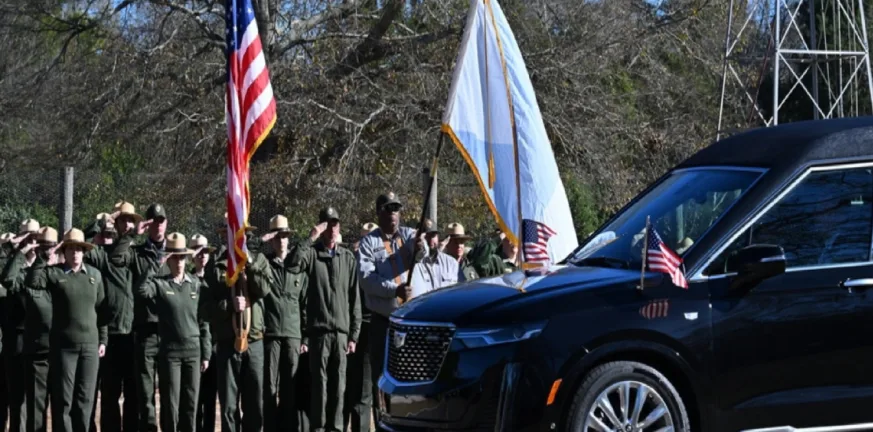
top-left (454, 321), bottom-right (548, 349)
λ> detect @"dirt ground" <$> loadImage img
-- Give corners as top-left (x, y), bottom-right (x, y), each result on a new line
top-left (39, 392), bottom-right (374, 431)
top-left (41, 391), bottom-right (223, 432)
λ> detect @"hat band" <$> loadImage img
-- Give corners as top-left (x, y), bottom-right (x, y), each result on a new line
top-left (165, 247), bottom-right (188, 253)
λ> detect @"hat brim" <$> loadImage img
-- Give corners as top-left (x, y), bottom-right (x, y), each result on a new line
top-left (269, 228), bottom-right (291, 234)
top-left (191, 246), bottom-right (216, 254)
top-left (165, 248), bottom-right (196, 256)
top-left (60, 240), bottom-right (95, 251)
top-left (449, 235), bottom-right (472, 241)
top-left (379, 200), bottom-right (403, 211)
top-left (117, 212), bottom-right (144, 223)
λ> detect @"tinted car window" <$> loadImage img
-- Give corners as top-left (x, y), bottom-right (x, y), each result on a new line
top-left (707, 168), bottom-right (873, 275)
top-left (571, 169), bottom-right (761, 268)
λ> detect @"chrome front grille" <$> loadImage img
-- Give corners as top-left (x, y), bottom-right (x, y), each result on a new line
top-left (387, 321), bottom-right (454, 383)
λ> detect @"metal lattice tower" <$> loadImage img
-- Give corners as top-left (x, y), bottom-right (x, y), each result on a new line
top-left (717, 0), bottom-right (873, 139)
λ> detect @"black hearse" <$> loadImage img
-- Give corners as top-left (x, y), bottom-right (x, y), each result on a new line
top-left (378, 117), bottom-right (873, 432)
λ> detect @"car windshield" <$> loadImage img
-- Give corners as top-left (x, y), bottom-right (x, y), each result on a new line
top-left (569, 168), bottom-right (763, 268)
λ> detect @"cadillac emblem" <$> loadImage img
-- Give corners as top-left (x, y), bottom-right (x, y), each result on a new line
top-left (393, 331), bottom-right (407, 349)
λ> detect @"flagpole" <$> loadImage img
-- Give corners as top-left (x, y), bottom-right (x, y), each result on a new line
top-left (400, 132), bottom-right (445, 305)
top-left (639, 215), bottom-right (649, 291)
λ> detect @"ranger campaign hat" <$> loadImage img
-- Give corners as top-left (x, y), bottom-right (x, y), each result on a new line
top-left (165, 232), bottom-right (195, 256)
top-left (269, 215), bottom-right (291, 233)
top-left (360, 222), bottom-right (378, 237)
top-left (318, 207), bottom-right (340, 223)
top-left (446, 223), bottom-right (472, 241)
top-left (145, 203), bottom-right (167, 220)
top-left (115, 201), bottom-right (144, 223)
top-left (19, 219), bottom-right (40, 235)
top-left (0, 233), bottom-right (15, 244)
top-left (37, 227), bottom-right (59, 246)
top-left (188, 234), bottom-right (216, 254)
top-left (60, 228), bottom-right (94, 252)
top-left (375, 192), bottom-right (402, 212)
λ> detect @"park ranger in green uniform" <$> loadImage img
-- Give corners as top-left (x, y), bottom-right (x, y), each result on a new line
top-left (297, 207), bottom-right (362, 432)
top-left (112, 203), bottom-right (170, 432)
top-left (207, 215), bottom-right (266, 432)
top-left (26, 228), bottom-right (108, 432)
top-left (189, 233), bottom-right (218, 432)
top-left (343, 222), bottom-right (377, 432)
top-left (85, 203), bottom-right (141, 432)
top-left (2, 219), bottom-right (41, 432)
top-left (251, 215), bottom-right (308, 432)
top-left (1, 226), bottom-right (58, 432)
top-left (0, 232), bottom-right (12, 432)
top-left (136, 232), bottom-right (211, 432)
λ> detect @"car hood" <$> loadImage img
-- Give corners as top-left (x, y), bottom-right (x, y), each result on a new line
top-left (392, 265), bottom-right (640, 324)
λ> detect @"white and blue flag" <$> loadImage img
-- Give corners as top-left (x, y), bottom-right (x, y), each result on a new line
top-left (441, 0), bottom-right (578, 264)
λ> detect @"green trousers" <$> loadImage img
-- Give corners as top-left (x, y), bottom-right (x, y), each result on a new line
top-left (310, 332), bottom-right (348, 432)
top-left (136, 325), bottom-right (161, 432)
top-left (26, 353), bottom-right (49, 432)
top-left (7, 331), bottom-right (26, 432)
top-left (343, 321), bottom-right (373, 432)
top-left (50, 344), bottom-right (99, 432)
top-left (264, 337), bottom-right (300, 432)
top-left (159, 354), bottom-right (202, 432)
top-left (101, 334), bottom-right (139, 432)
top-left (217, 339), bottom-right (264, 432)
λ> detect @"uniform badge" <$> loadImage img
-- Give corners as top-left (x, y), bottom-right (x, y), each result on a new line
top-left (89, 277), bottom-right (96, 284)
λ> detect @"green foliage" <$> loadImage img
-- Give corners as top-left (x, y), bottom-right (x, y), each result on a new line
top-left (562, 175), bottom-right (605, 241)
top-left (0, 202), bottom-right (58, 234)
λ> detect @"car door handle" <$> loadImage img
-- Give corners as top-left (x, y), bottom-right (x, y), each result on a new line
top-left (840, 278), bottom-right (873, 291)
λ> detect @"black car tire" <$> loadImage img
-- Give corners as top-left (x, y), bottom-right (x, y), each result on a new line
top-left (566, 360), bottom-right (691, 432)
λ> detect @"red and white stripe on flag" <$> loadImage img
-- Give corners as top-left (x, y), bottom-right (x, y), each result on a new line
top-left (639, 299), bottom-right (669, 320)
top-left (225, 0), bottom-right (277, 286)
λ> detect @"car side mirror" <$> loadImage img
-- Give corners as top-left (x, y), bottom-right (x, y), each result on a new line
top-left (726, 244), bottom-right (786, 293)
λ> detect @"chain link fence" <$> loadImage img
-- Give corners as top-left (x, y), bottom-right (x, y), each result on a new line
top-left (0, 164), bottom-right (493, 247)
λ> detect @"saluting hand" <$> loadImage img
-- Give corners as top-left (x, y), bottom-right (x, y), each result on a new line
top-left (98, 344), bottom-right (106, 358)
top-left (11, 233), bottom-right (30, 246)
top-left (137, 219), bottom-right (152, 235)
top-left (309, 222), bottom-right (327, 242)
top-left (20, 241), bottom-right (37, 255)
top-left (261, 232), bottom-right (277, 243)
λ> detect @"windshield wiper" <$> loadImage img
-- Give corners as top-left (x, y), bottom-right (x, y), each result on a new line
top-left (572, 256), bottom-right (630, 269)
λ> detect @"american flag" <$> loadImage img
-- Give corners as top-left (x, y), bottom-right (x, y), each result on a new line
top-left (645, 224), bottom-right (688, 289)
top-left (522, 219), bottom-right (557, 263)
top-left (225, 0), bottom-right (277, 286)
top-left (639, 299), bottom-right (670, 320)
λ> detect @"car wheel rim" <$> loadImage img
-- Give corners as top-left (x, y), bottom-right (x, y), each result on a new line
top-left (582, 380), bottom-right (674, 432)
